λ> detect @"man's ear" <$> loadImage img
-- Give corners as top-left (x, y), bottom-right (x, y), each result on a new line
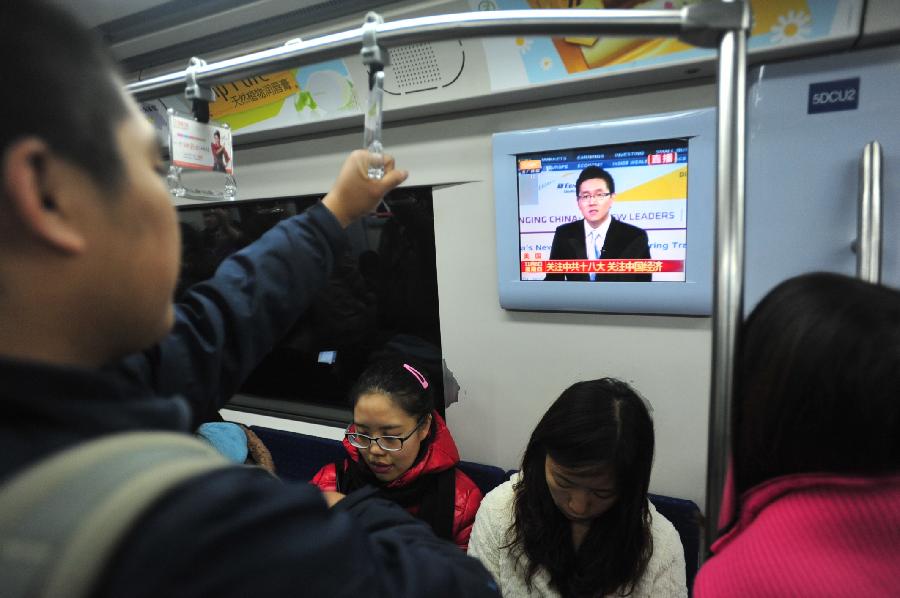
top-left (1, 138), bottom-right (86, 254)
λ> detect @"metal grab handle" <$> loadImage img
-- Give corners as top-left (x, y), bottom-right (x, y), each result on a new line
top-left (361, 12), bottom-right (387, 180)
top-left (185, 56), bottom-right (215, 124)
top-left (856, 141), bottom-right (883, 283)
top-left (364, 70), bottom-right (385, 180)
top-left (126, 5), bottom-right (747, 103)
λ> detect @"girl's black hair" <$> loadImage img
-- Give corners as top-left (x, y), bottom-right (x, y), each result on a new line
top-left (734, 272), bottom-right (900, 497)
top-left (350, 357), bottom-right (434, 419)
top-left (509, 378), bottom-right (655, 597)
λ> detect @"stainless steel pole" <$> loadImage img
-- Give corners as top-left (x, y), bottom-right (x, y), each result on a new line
top-left (856, 141), bottom-right (884, 284)
top-left (127, 8), bottom-right (694, 102)
top-left (705, 0), bottom-right (749, 557)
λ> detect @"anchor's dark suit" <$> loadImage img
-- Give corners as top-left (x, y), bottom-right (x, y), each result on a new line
top-left (545, 217), bottom-right (652, 282)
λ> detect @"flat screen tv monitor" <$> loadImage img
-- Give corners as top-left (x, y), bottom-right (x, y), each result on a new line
top-left (494, 108), bottom-right (714, 315)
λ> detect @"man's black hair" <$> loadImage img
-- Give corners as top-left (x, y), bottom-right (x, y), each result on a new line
top-left (575, 166), bottom-right (615, 197)
top-left (1, 1), bottom-right (130, 190)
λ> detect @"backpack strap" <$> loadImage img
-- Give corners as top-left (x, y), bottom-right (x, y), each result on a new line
top-left (0, 431), bottom-right (233, 598)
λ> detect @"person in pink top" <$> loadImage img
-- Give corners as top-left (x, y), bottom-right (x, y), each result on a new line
top-left (694, 273), bottom-right (900, 597)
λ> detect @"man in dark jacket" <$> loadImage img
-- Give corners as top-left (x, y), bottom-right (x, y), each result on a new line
top-left (0, 3), bottom-right (498, 597)
top-left (546, 165), bottom-right (652, 282)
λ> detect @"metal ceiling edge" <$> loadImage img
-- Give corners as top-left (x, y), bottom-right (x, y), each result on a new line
top-left (115, 0), bottom-right (404, 72)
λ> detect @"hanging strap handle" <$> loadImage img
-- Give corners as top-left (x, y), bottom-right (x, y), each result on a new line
top-left (361, 12), bottom-right (388, 180)
top-left (185, 56), bottom-right (215, 123)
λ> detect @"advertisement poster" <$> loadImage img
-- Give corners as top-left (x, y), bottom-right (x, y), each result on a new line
top-left (145, 59), bottom-right (360, 138)
top-left (212, 59), bottom-right (360, 133)
top-left (169, 113), bottom-right (234, 174)
top-left (208, 70), bottom-right (299, 121)
top-left (469, 0), bottom-right (861, 90)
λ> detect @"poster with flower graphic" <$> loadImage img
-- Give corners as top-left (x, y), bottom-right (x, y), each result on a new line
top-left (143, 59), bottom-right (361, 138)
top-left (470, 0), bottom-right (862, 90)
top-left (215, 59), bottom-right (361, 133)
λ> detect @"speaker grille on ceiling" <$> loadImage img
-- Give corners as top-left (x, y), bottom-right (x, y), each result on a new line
top-left (383, 40), bottom-right (465, 96)
top-left (388, 44), bottom-right (442, 91)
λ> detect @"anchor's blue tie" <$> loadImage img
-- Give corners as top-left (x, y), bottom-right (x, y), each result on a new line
top-left (590, 231), bottom-right (602, 281)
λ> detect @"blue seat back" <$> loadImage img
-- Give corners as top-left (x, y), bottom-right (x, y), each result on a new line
top-left (649, 493), bottom-right (702, 594)
top-left (250, 426), bottom-right (344, 482)
top-left (458, 461), bottom-right (509, 496)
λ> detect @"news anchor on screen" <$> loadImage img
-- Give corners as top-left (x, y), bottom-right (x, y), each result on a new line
top-left (546, 166), bottom-right (651, 282)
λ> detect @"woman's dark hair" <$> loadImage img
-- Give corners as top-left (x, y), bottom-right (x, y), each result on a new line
top-left (510, 378), bottom-right (655, 597)
top-left (350, 357), bottom-right (434, 420)
top-left (214, 131), bottom-right (221, 139)
top-left (734, 272), bottom-right (900, 497)
top-left (1, 1), bottom-right (130, 190)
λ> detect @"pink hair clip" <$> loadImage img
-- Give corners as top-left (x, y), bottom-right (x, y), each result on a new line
top-left (402, 363), bottom-right (429, 389)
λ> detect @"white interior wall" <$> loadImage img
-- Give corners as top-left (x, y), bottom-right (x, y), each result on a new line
top-left (233, 80), bottom-right (715, 509)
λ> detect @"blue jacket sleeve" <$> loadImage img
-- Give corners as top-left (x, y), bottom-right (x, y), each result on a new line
top-left (116, 202), bottom-right (347, 424)
top-left (97, 468), bottom-right (500, 598)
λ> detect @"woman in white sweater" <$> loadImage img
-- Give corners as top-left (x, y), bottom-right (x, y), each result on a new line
top-left (468, 378), bottom-right (687, 598)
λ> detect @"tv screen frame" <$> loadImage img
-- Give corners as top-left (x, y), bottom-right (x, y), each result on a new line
top-left (493, 108), bottom-right (715, 316)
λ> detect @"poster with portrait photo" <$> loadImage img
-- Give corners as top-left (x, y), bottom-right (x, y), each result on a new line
top-left (169, 112), bottom-right (234, 175)
top-left (209, 127), bottom-right (233, 174)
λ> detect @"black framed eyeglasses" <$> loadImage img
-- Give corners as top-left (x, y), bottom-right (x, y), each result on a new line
top-left (577, 191), bottom-right (612, 202)
top-left (345, 417), bottom-right (425, 452)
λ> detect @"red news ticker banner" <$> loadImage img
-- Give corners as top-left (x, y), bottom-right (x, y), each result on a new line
top-left (521, 259), bottom-right (685, 275)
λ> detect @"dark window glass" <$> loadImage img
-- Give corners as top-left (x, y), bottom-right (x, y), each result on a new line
top-left (175, 187), bottom-right (443, 423)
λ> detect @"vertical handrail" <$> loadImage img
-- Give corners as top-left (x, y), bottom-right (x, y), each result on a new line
top-left (857, 141), bottom-right (883, 283)
top-left (705, 0), bottom-right (748, 556)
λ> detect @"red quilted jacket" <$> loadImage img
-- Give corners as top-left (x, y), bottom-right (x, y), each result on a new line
top-left (312, 411), bottom-right (482, 551)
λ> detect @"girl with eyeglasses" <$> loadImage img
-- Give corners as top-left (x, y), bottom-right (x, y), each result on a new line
top-left (468, 378), bottom-right (687, 598)
top-left (312, 358), bottom-right (483, 551)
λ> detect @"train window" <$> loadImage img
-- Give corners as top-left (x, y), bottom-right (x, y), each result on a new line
top-left (176, 187), bottom-right (444, 425)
